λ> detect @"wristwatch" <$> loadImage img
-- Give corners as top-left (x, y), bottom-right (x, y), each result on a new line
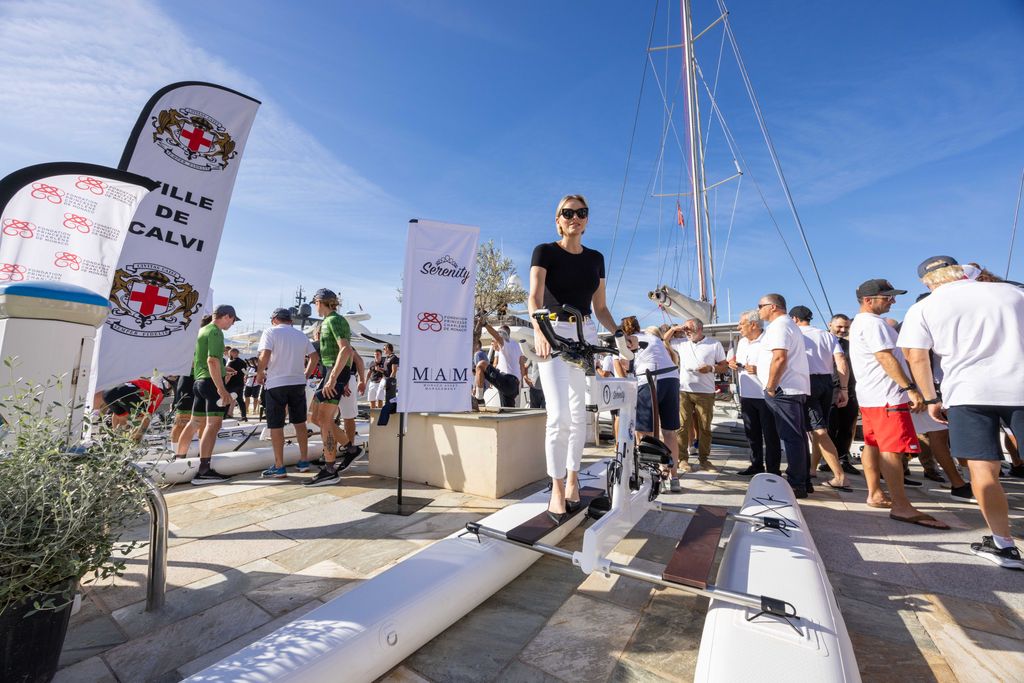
top-left (923, 398), bottom-right (941, 405)
top-left (900, 382), bottom-right (918, 392)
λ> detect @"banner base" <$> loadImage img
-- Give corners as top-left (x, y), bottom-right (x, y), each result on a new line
top-left (363, 495), bottom-right (432, 517)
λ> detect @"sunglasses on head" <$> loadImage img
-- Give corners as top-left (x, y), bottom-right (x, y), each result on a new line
top-left (559, 207), bottom-right (589, 220)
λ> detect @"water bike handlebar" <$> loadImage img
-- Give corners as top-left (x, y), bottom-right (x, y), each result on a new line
top-left (517, 306), bottom-right (634, 368)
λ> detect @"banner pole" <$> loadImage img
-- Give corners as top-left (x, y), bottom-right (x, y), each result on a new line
top-left (397, 412), bottom-right (405, 505)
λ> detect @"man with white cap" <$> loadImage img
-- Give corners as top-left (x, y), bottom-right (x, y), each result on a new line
top-left (899, 256), bottom-right (1023, 568)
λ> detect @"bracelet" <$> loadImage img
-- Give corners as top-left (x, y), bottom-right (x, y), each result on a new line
top-left (923, 398), bottom-right (941, 405)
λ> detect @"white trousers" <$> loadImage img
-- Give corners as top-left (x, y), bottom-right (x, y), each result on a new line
top-left (537, 320), bottom-right (597, 479)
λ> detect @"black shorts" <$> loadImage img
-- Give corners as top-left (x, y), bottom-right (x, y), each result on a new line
top-left (103, 384), bottom-right (143, 416)
top-left (313, 364), bottom-right (352, 405)
top-left (637, 377), bottom-right (681, 432)
top-left (192, 378), bottom-right (228, 418)
top-left (948, 404), bottom-right (1023, 461)
top-left (244, 385), bottom-right (261, 399)
top-left (804, 373), bottom-right (834, 431)
top-left (175, 376), bottom-right (195, 414)
top-left (264, 384), bottom-right (308, 429)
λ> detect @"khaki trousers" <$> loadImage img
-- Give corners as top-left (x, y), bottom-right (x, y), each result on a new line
top-left (679, 391), bottom-right (715, 462)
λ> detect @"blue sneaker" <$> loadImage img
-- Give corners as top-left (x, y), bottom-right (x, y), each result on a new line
top-left (295, 460), bottom-right (311, 472)
top-left (260, 466), bottom-right (287, 479)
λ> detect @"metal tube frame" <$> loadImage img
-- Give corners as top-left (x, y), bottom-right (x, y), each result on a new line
top-left (138, 469), bottom-right (168, 611)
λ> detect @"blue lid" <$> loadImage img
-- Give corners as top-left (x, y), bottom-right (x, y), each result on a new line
top-left (0, 282), bottom-right (110, 308)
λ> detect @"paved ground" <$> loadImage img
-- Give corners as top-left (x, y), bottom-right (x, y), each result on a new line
top-left (57, 443), bottom-right (1024, 683)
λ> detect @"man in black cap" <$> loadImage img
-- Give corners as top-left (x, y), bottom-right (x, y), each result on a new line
top-left (183, 304), bottom-right (240, 485)
top-left (256, 307), bottom-right (319, 479)
top-left (789, 304), bottom-right (851, 490)
top-left (848, 280), bottom-right (948, 528)
top-left (900, 257), bottom-right (1024, 568)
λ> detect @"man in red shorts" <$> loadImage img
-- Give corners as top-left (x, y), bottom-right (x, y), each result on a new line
top-left (99, 377), bottom-right (165, 441)
top-left (848, 279), bottom-right (948, 529)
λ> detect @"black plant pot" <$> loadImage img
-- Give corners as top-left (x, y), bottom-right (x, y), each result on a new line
top-left (0, 583), bottom-right (75, 683)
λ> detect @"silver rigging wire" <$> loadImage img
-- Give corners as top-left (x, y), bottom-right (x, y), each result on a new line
top-left (1006, 167), bottom-right (1024, 280)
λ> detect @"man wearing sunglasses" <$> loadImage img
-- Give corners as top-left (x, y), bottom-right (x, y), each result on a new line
top-left (848, 279), bottom-right (948, 529)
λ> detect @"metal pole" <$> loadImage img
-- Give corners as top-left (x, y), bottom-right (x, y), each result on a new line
top-left (682, 0), bottom-right (709, 304)
top-left (140, 472), bottom-right (168, 612)
top-left (396, 412), bottom-right (405, 505)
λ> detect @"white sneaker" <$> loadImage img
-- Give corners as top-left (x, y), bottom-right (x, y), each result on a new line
top-left (687, 446), bottom-right (699, 456)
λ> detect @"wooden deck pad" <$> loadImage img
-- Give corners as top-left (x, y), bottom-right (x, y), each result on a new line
top-left (506, 486), bottom-right (604, 546)
top-left (662, 505), bottom-right (728, 589)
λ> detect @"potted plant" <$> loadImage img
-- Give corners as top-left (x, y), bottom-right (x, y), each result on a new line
top-left (0, 375), bottom-right (150, 683)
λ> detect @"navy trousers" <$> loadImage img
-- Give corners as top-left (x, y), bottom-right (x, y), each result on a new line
top-left (740, 396), bottom-right (782, 474)
top-left (764, 390), bottom-right (810, 492)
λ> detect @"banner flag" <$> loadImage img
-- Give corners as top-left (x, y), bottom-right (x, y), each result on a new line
top-left (0, 163), bottom-right (158, 295)
top-left (397, 219), bottom-right (479, 413)
top-left (91, 82), bottom-right (260, 392)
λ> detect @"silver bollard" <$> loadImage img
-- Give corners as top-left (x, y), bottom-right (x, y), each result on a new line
top-left (134, 466), bottom-right (168, 611)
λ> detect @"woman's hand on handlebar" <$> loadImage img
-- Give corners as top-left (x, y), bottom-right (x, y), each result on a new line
top-left (534, 328), bottom-right (552, 359)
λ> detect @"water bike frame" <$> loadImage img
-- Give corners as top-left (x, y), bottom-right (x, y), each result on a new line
top-left (466, 305), bottom-right (800, 622)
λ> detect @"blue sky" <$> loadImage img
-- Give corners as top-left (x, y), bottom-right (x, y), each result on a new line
top-left (1, 0), bottom-right (1022, 334)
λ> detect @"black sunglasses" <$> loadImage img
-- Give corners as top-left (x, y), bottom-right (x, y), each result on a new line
top-left (559, 207), bottom-right (589, 220)
top-left (757, 302), bottom-right (774, 309)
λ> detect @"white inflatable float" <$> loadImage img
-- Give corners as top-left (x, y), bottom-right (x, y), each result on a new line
top-left (695, 472), bottom-right (860, 682)
top-left (139, 443), bottom-right (310, 485)
top-left (182, 461), bottom-right (609, 682)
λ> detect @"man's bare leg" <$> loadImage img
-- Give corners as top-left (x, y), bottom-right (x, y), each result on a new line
top-left (176, 417), bottom-right (201, 457)
top-left (294, 421), bottom-right (309, 462)
top-left (199, 416), bottom-right (222, 461)
top-left (861, 445), bottom-right (890, 506)
top-left (969, 460), bottom-right (1012, 538)
top-left (269, 428), bottom-right (285, 469)
top-left (921, 430), bottom-right (966, 488)
top-left (811, 429), bottom-right (846, 487)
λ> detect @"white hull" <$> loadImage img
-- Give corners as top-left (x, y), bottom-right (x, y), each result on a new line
top-left (184, 462), bottom-right (608, 683)
top-left (695, 473), bottom-right (860, 682)
top-left (138, 443), bottom-right (311, 484)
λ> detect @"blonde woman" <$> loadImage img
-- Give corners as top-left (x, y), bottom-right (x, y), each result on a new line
top-left (529, 194), bottom-right (622, 523)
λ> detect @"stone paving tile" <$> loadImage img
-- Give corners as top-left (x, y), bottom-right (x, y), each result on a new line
top-left (110, 557), bottom-right (287, 638)
top-left (103, 595), bottom-right (270, 683)
top-left (613, 530), bottom-right (679, 566)
top-left (923, 590), bottom-right (1024, 640)
top-left (162, 486), bottom-right (217, 507)
top-left (265, 536), bottom-right (367, 573)
top-left (579, 554), bottom-right (656, 612)
top-left (406, 598), bottom-right (549, 683)
top-left (391, 510), bottom-right (488, 541)
top-left (188, 482), bottom-right (313, 512)
top-left (488, 555), bottom-right (586, 619)
top-left (520, 594), bottom-right (641, 682)
top-left (621, 589), bottom-right (705, 682)
top-left (69, 591), bottom-right (107, 626)
top-left (917, 611), bottom-right (1024, 683)
top-left (54, 655), bottom-right (118, 683)
top-left (258, 497), bottom-right (419, 541)
top-left (176, 598), bottom-right (323, 678)
top-left (88, 525), bottom-right (296, 612)
top-left (329, 537), bottom-right (422, 575)
top-left (378, 664), bottom-right (434, 682)
top-left (496, 659), bottom-right (566, 683)
top-left (58, 615), bottom-right (126, 667)
top-left (245, 559), bottom-right (360, 616)
top-left (608, 658), bottom-right (677, 683)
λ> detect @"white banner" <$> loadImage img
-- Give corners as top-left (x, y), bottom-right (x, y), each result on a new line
top-left (0, 163), bottom-right (157, 294)
top-left (398, 219), bottom-right (479, 413)
top-left (92, 82), bottom-right (260, 392)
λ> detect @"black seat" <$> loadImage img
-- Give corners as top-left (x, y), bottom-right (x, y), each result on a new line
top-left (638, 436), bottom-right (672, 465)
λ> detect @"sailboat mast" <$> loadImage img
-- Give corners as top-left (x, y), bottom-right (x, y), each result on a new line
top-left (680, 0), bottom-right (714, 317)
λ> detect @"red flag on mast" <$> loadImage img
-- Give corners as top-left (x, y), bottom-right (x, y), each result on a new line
top-left (676, 201), bottom-right (685, 227)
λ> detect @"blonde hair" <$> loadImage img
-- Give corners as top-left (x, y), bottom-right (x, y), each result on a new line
top-left (555, 194), bottom-right (588, 236)
top-left (922, 264), bottom-right (965, 289)
top-left (643, 325), bottom-right (662, 336)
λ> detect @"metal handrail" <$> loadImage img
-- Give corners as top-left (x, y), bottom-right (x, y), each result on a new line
top-left (133, 465), bottom-right (167, 611)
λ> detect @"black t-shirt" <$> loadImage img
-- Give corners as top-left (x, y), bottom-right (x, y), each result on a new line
top-left (384, 354), bottom-right (399, 379)
top-left (368, 359), bottom-right (386, 382)
top-left (530, 242), bottom-right (605, 316)
top-left (226, 358), bottom-right (247, 390)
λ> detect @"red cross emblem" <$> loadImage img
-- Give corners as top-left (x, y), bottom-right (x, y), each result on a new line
top-left (129, 283), bottom-right (171, 316)
top-left (179, 124), bottom-right (214, 153)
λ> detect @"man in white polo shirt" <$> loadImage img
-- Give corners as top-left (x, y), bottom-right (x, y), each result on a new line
top-left (789, 305), bottom-right (852, 490)
top-left (667, 318), bottom-right (727, 472)
top-left (256, 307), bottom-right (319, 478)
top-left (849, 278), bottom-right (948, 529)
top-left (899, 256), bottom-right (1024, 569)
top-left (756, 293), bottom-right (813, 498)
top-left (728, 309), bottom-right (781, 476)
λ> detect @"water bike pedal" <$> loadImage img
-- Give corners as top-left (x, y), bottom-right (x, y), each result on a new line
top-left (637, 436), bottom-right (673, 466)
top-left (506, 486), bottom-right (604, 546)
top-left (662, 504), bottom-right (728, 590)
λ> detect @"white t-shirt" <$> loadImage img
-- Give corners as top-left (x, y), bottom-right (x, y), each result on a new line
top-left (848, 312), bottom-right (908, 408)
top-left (495, 338), bottom-right (523, 382)
top-left (600, 355), bottom-right (616, 375)
top-left (633, 332), bottom-right (678, 385)
top-left (799, 325), bottom-right (842, 375)
top-left (258, 324), bottom-right (316, 390)
top-left (734, 335), bottom-right (765, 399)
top-left (756, 316), bottom-right (810, 395)
top-left (897, 279), bottom-right (1024, 407)
top-left (672, 336), bottom-right (725, 393)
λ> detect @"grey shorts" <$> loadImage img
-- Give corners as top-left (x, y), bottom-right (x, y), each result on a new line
top-left (947, 404), bottom-right (1023, 461)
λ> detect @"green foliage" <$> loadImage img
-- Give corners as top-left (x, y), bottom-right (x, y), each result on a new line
top-left (0, 372), bottom-right (149, 615)
top-left (474, 239), bottom-right (527, 324)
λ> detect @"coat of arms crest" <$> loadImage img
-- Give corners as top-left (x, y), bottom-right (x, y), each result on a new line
top-left (151, 107), bottom-right (237, 172)
top-left (107, 262), bottom-right (201, 338)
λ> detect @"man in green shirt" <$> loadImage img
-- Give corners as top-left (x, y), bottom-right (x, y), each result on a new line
top-left (306, 288), bottom-right (359, 487)
top-left (188, 304), bottom-right (239, 485)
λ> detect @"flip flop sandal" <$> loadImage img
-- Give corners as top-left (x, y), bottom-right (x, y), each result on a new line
top-left (866, 500), bottom-right (892, 508)
top-left (889, 513), bottom-right (950, 530)
top-left (825, 481), bottom-right (853, 492)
